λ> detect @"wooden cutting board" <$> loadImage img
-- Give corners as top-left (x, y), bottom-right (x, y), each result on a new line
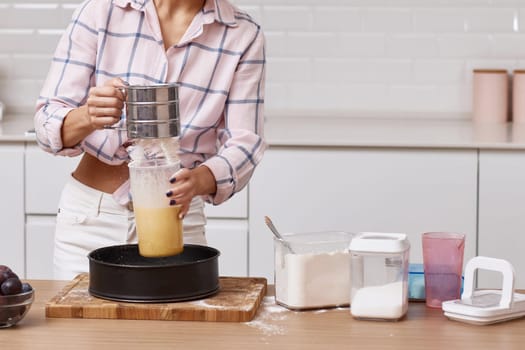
top-left (45, 273), bottom-right (267, 322)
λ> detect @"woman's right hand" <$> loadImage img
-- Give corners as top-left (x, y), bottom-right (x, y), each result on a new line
top-left (85, 77), bottom-right (127, 130)
top-left (61, 78), bottom-right (127, 148)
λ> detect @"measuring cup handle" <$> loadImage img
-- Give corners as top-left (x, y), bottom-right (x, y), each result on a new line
top-left (462, 256), bottom-right (515, 308)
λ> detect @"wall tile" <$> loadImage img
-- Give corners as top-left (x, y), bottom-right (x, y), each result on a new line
top-left (413, 60), bottom-right (466, 84)
top-left (0, 54), bottom-right (10, 80)
top-left (264, 31), bottom-right (287, 57)
top-left (465, 8), bottom-right (517, 33)
top-left (286, 32), bottom-right (339, 58)
top-left (387, 85), bottom-right (442, 112)
top-left (0, 79), bottom-right (43, 113)
top-left (266, 58), bottom-right (312, 83)
top-left (313, 58), bottom-right (412, 84)
top-left (438, 34), bottom-right (491, 58)
top-left (264, 82), bottom-right (288, 110)
top-left (2, 0), bottom-right (525, 115)
top-left (7, 5), bottom-right (68, 30)
top-left (312, 6), bottom-right (361, 32)
top-left (262, 6), bottom-right (312, 31)
top-left (11, 55), bottom-right (53, 80)
top-left (338, 33), bottom-right (385, 58)
top-left (362, 8), bottom-right (412, 33)
top-left (490, 34), bottom-right (525, 58)
top-left (386, 34), bottom-right (439, 58)
top-left (0, 30), bottom-right (35, 55)
top-left (436, 84), bottom-right (471, 113)
top-left (413, 9), bottom-right (467, 33)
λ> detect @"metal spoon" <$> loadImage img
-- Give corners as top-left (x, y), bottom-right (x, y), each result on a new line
top-left (264, 216), bottom-right (295, 253)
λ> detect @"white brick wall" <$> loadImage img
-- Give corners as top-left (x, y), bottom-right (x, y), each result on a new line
top-left (2, 0), bottom-right (525, 118)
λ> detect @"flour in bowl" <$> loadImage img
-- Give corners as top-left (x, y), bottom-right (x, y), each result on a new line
top-left (275, 250), bottom-right (351, 310)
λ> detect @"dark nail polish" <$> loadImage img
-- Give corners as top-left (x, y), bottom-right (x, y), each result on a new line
top-left (166, 190), bottom-right (173, 197)
top-left (169, 199), bottom-right (176, 205)
top-left (169, 177), bottom-right (176, 184)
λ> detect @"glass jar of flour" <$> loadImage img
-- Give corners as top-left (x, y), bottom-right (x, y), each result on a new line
top-left (274, 231), bottom-right (353, 310)
top-left (349, 232), bottom-right (410, 321)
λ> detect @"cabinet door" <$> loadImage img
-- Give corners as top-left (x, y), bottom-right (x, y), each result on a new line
top-left (204, 187), bottom-right (248, 219)
top-left (478, 150), bottom-right (525, 289)
top-left (25, 144), bottom-right (80, 214)
top-left (26, 215), bottom-right (55, 280)
top-left (249, 148), bottom-right (478, 280)
top-left (0, 144), bottom-right (24, 276)
top-left (206, 219), bottom-right (248, 277)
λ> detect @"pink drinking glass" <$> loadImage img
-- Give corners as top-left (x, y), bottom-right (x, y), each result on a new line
top-left (422, 232), bottom-right (465, 308)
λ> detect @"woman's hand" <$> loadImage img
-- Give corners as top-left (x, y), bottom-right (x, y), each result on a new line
top-left (166, 166), bottom-right (217, 218)
top-left (61, 77), bottom-right (127, 147)
top-left (85, 77), bottom-right (127, 130)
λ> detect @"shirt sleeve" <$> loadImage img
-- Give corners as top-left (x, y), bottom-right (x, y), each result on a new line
top-left (202, 26), bottom-right (267, 205)
top-left (34, 1), bottom-right (96, 156)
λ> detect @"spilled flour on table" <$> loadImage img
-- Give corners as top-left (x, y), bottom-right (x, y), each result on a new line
top-left (246, 296), bottom-right (289, 337)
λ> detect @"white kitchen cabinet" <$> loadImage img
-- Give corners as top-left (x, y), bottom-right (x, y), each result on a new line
top-left (25, 144), bottom-right (80, 214)
top-left (25, 215), bottom-right (55, 279)
top-left (204, 187), bottom-right (248, 219)
top-left (249, 147), bottom-right (478, 280)
top-left (478, 150), bottom-right (525, 289)
top-left (0, 143), bottom-right (25, 275)
top-left (24, 144), bottom-right (80, 279)
top-left (204, 187), bottom-right (249, 277)
top-left (206, 219), bottom-right (248, 277)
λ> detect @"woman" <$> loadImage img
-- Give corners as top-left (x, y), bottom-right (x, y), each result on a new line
top-left (34, 0), bottom-right (266, 280)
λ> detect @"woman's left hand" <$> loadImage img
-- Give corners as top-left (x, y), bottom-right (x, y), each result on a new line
top-left (166, 166), bottom-right (217, 218)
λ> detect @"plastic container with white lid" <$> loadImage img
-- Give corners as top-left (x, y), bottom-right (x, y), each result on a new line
top-left (274, 231), bottom-right (353, 310)
top-left (349, 232), bottom-right (410, 321)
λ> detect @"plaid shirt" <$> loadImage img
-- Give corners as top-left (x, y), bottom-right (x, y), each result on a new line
top-left (34, 0), bottom-right (266, 205)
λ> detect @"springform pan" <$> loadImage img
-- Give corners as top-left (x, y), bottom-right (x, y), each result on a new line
top-left (88, 244), bottom-right (220, 303)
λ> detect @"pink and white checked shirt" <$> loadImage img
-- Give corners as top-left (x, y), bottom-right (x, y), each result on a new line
top-left (34, 0), bottom-right (266, 205)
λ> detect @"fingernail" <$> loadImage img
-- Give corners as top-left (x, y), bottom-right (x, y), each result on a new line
top-left (169, 199), bottom-right (176, 205)
top-left (166, 190), bottom-right (173, 197)
top-left (179, 214), bottom-right (185, 219)
top-left (169, 177), bottom-right (176, 184)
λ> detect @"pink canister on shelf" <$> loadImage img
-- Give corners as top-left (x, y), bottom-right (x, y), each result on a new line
top-left (512, 70), bottom-right (525, 124)
top-left (472, 69), bottom-right (509, 123)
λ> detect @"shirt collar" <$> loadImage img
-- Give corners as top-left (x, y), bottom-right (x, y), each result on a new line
top-left (113, 0), bottom-right (238, 27)
top-left (113, 0), bottom-right (148, 11)
top-left (203, 0), bottom-right (238, 28)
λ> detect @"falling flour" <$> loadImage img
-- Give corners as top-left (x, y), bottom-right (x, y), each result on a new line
top-left (275, 251), bottom-right (351, 309)
top-left (350, 281), bottom-right (407, 320)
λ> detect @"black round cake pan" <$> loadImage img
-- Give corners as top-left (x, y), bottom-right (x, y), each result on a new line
top-left (88, 244), bottom-right (220, 303)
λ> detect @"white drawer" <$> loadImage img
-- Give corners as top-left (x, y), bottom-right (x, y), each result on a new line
top-left (25, 144), bottom-right (80, 214)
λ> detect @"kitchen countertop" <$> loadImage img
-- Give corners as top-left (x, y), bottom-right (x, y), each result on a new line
top-left (265, 114), bottom-right (525, 149)
top-left (4, 112), bottom-right (525, 150)
top-left (0, 114), bottom-right (35, 142)
top-left (1, 280), bottom-right (525, 349)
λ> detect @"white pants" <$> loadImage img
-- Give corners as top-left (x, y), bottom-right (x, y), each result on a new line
top-left (54, 175), bottom-right (207, 280)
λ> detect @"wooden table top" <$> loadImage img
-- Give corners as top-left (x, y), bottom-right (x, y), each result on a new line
top-left (1, 280), bottom-right (525, 349)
